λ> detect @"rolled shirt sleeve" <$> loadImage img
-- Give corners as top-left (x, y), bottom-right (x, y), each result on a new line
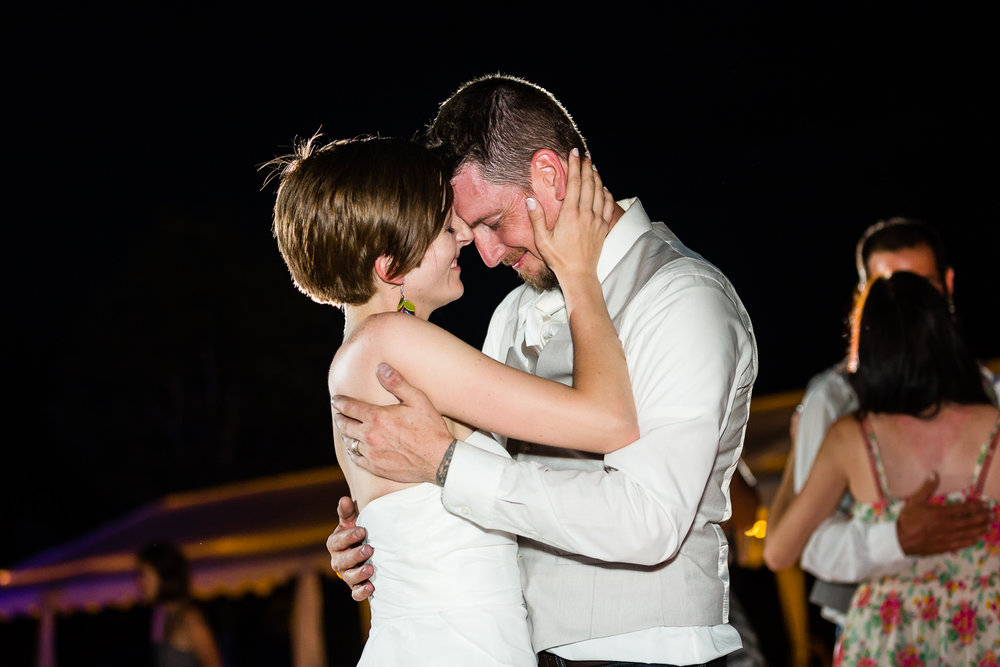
top-left (801, 513), bottom-right (909, 582)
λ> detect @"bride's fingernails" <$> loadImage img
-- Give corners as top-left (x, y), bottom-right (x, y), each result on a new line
top-left (592, 163), bottom-right (598, 172)
top-left (571, 147), bottom-right (580, 157)
top-left (525, 197), bottom-right (537, 211)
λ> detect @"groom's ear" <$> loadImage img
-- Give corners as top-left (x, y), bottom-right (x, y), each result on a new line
top-left (374, 255), bottom-right (404, 285)
top-left (529, 149), bottom-right (568, 202)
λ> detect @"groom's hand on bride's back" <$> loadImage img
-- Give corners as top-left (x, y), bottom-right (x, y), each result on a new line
top-left (332, 363), bottom-right (454, 484)
top-left (327, 496), bottom-right (375, 601)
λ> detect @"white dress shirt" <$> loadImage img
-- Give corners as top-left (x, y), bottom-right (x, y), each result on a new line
top-left (442, 199), bottom-right (757, 663)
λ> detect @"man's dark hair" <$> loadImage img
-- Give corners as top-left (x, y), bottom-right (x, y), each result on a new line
top-left (424, 74), bottom-right (588, 189)
top-left (848, 272), bottom-right (989, 417)
top-left (138, 541), bottom-right (191, 603)
top-left (855, 217), bottom-right (950, 288)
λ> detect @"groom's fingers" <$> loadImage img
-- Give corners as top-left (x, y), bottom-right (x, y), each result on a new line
top-left (328, 538), bottom-right (376, 600)
top-left (326, 498), bottom-right (376, 601)
top-left (332, 391), bottom-right (413, 454)
top-left (340, 553), bottom-right (374, 592)
top-left (334, 545), bottom-right (375, 601)
top-left (332, 394), bottom-right (373, 427)
top-left (337, 495), bottom-right (359, 527)
top-left (348, 578), bottom-right (375, 602)
top-left (374, 363), bottom-right (431, 409)
top-left (332, 409), bottom-right (366, 448)
top-left (327, 528), bottom-right (370, 573)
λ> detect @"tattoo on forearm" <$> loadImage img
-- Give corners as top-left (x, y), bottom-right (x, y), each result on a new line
top-left (435, 439), bottom-right (459, 486)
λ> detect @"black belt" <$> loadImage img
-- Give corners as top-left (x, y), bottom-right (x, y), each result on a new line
top-left (537, 654), bottom-right (610, 667)
top-left (537, 651), bottom-right (728, 667)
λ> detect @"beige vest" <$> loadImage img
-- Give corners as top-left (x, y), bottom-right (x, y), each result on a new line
top-left (504, 228), bottom-right (753, 650)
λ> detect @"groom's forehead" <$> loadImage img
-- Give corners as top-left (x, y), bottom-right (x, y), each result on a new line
top-left (451, 166), bottom-right (509, 228)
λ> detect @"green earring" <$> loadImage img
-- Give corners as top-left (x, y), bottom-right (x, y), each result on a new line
top-left (397, 284), bottom-right (415, 316)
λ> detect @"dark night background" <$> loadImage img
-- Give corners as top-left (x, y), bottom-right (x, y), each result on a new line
top-left (3, 3), bottom-right (998, 578)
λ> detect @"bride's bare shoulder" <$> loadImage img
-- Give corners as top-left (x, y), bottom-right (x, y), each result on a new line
top-left (329, 313), bottom-right (439, 394)
top-left (349, 311), bottom-right (435, 344)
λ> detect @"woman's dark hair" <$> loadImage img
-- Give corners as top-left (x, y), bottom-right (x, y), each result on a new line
top-left (138, 541), bottom-right (191, 603)
top-left (848, 272), bottom-right (990, 417)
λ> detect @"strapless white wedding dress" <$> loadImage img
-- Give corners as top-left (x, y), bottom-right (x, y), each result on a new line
top-left (356, 431), bottom-right (535, 666)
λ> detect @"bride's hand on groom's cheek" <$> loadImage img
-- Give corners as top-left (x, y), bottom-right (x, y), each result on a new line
top-left (327, 496), bottom-right (375, 601)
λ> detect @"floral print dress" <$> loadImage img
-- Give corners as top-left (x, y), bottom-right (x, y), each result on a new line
top-left (834, 415), bottom-right (1000, 667)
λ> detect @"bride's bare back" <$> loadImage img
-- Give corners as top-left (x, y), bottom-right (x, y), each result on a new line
top-left (328, 317), bottom-right (477, 510)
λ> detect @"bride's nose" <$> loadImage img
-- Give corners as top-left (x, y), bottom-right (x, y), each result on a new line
top-left (453, 217), bottom-right (474, 247)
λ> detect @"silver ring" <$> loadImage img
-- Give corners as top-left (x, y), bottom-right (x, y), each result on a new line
top-left (349, 439), bottom-right (360, 456)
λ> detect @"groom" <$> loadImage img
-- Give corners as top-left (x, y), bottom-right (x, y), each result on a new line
top-left (329, 74), bottom-right (756, 666)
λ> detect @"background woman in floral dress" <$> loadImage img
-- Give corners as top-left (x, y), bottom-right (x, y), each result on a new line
top-left (764, 271), bottom-right (999, 665)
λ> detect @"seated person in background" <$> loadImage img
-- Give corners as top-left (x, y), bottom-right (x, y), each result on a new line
top-left (138, 542), bottom-right (222, 667)
top-left (769, 217), bottom-right (997, 628)
top-left (764, 271), bottom-right (1000, 664)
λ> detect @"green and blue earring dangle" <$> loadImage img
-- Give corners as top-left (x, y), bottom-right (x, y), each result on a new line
top-left (397, 282), bottom-right (415, 316)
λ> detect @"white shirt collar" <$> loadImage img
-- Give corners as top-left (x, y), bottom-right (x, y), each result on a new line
top-left (523, 197), bottom-right (670, 317)
top-left (517, 198), bottom-right (656, 353)
top-left (596, 197), bottom-right (667, 281)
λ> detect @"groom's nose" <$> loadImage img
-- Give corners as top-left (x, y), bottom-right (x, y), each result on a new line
top-left (473, 227), bottom-right (507, 268)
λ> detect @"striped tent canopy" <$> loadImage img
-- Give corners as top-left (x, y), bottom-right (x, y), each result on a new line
top-left (1, 467), bottom-right (350, 620)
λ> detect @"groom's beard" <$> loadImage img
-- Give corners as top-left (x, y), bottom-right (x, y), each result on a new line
top-left (502, 249), bottom-right (558, 290)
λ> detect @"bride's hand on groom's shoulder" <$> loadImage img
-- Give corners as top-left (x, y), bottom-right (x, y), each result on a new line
top-left (327, 496), bottom-right (375, 601)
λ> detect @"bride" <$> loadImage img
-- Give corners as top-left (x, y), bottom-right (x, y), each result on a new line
top-left (270, 135), bottom-right (637, 665)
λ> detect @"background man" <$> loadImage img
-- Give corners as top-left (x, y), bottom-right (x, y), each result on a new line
top-left (330, 74), bottom-right (758, 666)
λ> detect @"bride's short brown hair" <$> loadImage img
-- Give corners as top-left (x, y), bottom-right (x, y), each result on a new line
top-left (270, 135), bottom-right (453, 305)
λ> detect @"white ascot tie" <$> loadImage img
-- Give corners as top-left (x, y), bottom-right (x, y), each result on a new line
top-left (520, 288), bottom-right (567, 358)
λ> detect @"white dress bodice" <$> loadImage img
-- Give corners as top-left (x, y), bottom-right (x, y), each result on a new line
top-left (356, 431), bottom-right (535, 666)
